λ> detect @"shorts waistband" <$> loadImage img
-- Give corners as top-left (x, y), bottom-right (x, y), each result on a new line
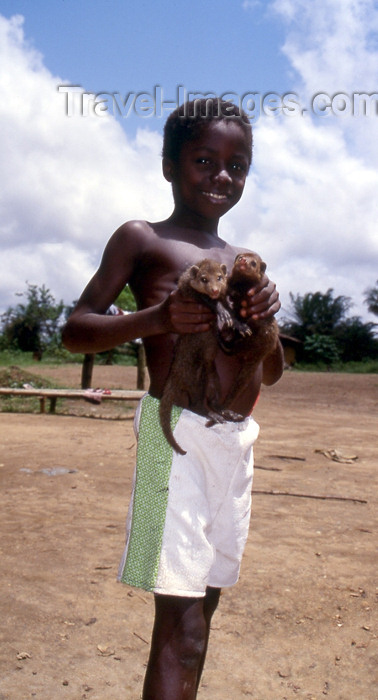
top-left (142, 393), bottom-right (253, 433)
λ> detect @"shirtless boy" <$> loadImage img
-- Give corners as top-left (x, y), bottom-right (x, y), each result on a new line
top-left (63, 98), bottom-right (284, 700)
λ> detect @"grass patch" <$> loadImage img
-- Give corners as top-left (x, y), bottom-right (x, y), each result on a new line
top-left (0, 365), bottom-right (55, 413)
top-left (0, 349), bottom-right (137, 367)
top-left (0, 349), bottom-right (85, 366)
top-left (0, 365), bottom-right (56, 389)
top-left (292, 359), bottom-right (378, 373)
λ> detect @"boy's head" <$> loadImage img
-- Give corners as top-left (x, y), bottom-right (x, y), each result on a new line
top-left (162, 98), bottom-right (253, 167)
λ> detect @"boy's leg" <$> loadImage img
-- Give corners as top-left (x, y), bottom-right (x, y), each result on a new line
top-left (196, 586), bottom-right (221, 691)
top-left (142, 586), bottom-right (221, 700)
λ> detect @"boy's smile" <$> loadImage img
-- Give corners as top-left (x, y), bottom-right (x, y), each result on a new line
top-left (164, 120), bottom-right (251, 231)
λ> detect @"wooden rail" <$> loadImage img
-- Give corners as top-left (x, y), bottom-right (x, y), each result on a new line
top-left (0, 387), bottom-right (145, 414)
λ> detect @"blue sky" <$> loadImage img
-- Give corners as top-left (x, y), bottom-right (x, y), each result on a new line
top-left (0, 0), bottom-right (377, 323)
top-left (0, 0), bottom-right (293, 136)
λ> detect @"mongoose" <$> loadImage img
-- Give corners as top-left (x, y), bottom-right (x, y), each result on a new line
top-left (159, 258), bottom-right (228, 455)
top-left (218, 252), bottom-right (280, 409)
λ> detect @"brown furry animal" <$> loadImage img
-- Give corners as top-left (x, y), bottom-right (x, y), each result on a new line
top-left (159, 258), bottom-right (228, 455)
top-left (218, 252), bottom-right (280, 409)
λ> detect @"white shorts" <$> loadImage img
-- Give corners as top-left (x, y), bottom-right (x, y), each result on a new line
top-left (118, 394), bottom-right (259, 597)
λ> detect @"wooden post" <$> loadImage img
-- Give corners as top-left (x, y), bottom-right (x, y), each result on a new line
top-left (137, 343), bottom-right (146, 390)
top-left (49, 397), bottom-right (57, 414)
top-left (81, 353), bottom-right (95, 389)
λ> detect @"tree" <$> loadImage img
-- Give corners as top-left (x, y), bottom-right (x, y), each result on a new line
top-left (281, 288), bottom-right (378, 364)
top-left (334, 317), bottom-right (378, 362)
top-left (1, 283), bottom-right (65, 357)
top-left (364, 280), bottom-right (378, 317)
top-left (303, 334), bottom-right (340, 366)
top-left (281, 288), bottom-right (352, 342)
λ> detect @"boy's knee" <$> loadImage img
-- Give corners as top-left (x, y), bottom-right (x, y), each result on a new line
top-left (153, 594), bottom-right (211, 670)
top-left (176, 616), bottom-right (207, 670)
top-left (165, 600), bottom-right (207, 668)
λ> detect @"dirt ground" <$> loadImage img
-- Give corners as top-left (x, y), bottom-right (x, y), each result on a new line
top-left (0, 366), bottom-right (377, 700)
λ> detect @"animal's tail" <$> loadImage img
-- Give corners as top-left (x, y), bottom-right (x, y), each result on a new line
top-left (159, 392), bottom-right (186, 456)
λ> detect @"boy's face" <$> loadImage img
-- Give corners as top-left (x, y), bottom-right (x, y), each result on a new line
top-left (164, 120), bottom-right (251, 223)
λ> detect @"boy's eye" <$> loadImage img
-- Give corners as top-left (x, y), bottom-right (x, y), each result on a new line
top-left (231, 162), bottom-right (247, 173)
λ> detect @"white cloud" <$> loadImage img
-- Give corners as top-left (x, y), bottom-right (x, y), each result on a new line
top-left (0, 14), bottom-right (171, 311)
top-left (272, 0), bottom-right (378, 92)
top-left (227, 0), bottom-right (378, 322)
top-left (271, 0), bottom-right (378, 164)
top-left (0, 5), bottom-right (377, 329)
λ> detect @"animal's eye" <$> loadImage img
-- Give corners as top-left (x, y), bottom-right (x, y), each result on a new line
top-left (201, 276), bottom-right (208, 283)
top-left (251, 260), bottom-right (257, 267)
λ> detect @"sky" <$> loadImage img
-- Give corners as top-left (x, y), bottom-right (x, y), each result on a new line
top-left (0, 0), bottom-right (377, 325)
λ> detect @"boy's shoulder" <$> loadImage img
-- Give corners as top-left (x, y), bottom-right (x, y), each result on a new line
top-left (111, 219), bottom-right (161, 256)
top-left (115, 218), bottom-right (176, 245)
top-left (115, 219), bottom-right (154, 238)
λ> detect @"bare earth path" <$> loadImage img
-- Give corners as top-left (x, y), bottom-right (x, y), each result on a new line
top-left (0, 367), bottom-right (377, 699)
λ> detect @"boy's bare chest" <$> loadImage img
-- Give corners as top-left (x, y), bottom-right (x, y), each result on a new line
top-left (143, 234), bottom-right (238, 277)
top-left (130, 227), bottom-right (248, 308)
top-left (139, 242), bottom-right (226, 299)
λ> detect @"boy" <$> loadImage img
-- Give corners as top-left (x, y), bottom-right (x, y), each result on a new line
top-left (63, 98), bottom-right (283, 699)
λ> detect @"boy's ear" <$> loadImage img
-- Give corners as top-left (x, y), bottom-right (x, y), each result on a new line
top-left (162, 157), bottom-right (175, 183)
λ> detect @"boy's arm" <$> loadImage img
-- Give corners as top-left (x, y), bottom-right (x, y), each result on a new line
top-left (62, 223), bottom-right (159, 353)
top-left (262, 338), bottom-right (284, 385)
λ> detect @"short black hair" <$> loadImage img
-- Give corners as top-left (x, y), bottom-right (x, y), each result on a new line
top-left (162, 98), bottom-right (253, 165)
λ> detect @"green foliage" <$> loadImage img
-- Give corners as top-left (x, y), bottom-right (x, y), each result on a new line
top-left (303, 334), bottom-right (340, 365)
top-left (281, 287), bottom-right (378, 364)
top-left (292, 359), bottom-right (378, 373)
top-left (364, 280), bottom-right (378, 317)
top-left (115, 285), bottom-right (137, 312)
top-left (335, 359), bottom-right (378, 373)
top-left (281, 288), bottom-right (352, 342)
top-left (334, 317), bottom-right (378, 362)
top-left (1, 283), bottom-right (66, 357)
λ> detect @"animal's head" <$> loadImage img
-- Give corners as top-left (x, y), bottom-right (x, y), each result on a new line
top-left (232, 253), bottom-right (266, 285)
top-left (189, 259), bottom-right (228, 299)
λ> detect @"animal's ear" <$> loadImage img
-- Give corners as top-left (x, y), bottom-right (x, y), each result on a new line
top-left (260, 261), bottom-right (267, 274)
top-left (221, 264), bottom-right (227, 275)
top-left (189, 265), bottom-right (199, 277)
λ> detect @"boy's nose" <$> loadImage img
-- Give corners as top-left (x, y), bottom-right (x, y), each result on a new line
top-left (213, 168), bottom-right (232, 184)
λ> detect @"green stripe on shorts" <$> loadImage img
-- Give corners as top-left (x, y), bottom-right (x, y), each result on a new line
top-left (119, 395), bottom-right (182, 591)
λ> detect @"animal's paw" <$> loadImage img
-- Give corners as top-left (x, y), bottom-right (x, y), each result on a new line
top-left (206, 408), bottom-right (244, 427)
top-left (233, 318), bottom-right (253, 337)
top-left (220, 408), bottom-right (245, 422)
top-left (216, 303), bottom-right (234, 330)
top-left (206, 410), bottom-right (225, 427)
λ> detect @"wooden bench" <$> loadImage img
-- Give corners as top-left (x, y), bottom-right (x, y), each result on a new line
top-left (0, 387), bottom-right (145, 414)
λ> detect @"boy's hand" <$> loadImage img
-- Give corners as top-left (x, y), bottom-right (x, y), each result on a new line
top-left (239, 274), bottom-right (281, 321)
top-left (164, 289), bottom-right (215, 334)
